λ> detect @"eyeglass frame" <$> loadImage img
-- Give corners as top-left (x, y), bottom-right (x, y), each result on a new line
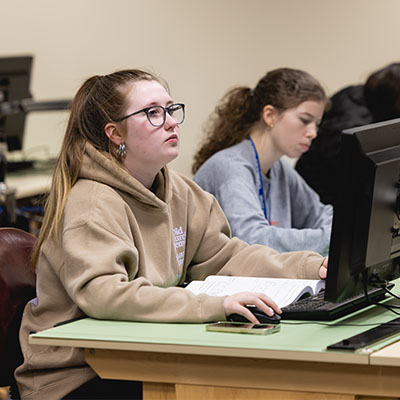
top-left (114, 103), bottom-right (185, 127)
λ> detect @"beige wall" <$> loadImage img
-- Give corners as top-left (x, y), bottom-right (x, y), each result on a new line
top-left (2, 0), bottom-right (400, 176)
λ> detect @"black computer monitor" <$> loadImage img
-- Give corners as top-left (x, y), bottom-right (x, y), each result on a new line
top-left (325, 118), bottom-right (400, 303)
top-left (0, 56), bottom-right (33, 151)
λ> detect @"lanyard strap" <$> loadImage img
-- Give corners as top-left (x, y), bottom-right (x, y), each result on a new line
top-left (248, 137), bottom-right (271, 223)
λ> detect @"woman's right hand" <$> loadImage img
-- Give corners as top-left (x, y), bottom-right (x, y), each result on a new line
top-left (223, 292), bottom-right (281, 324)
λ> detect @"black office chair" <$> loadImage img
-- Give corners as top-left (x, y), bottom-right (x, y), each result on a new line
top-left (0, 228), bottom-right (36, 399)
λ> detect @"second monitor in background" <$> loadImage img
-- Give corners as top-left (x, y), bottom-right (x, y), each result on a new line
top-left (0, 55), bottom-right (71, 172)
top-left (0, 56), bottom-right (33, 151)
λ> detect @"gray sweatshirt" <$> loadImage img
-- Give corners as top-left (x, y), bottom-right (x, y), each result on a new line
top-left (194, 140), bottom-right (333, 256)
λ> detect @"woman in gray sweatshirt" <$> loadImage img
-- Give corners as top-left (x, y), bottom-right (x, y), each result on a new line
top-left (193, 68), bottom-right (333, 256)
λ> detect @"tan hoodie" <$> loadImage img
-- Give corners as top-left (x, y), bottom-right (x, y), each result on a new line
top-left (16, 143), bottom-right (323, 399)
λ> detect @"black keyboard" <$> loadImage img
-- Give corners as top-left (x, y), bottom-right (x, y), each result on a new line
top-left (281, 287), bottom-right (389, 321)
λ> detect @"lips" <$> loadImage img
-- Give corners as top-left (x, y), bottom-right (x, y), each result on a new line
top-left (300, 143), bottom-right (310, 151)
top-left (166, 134), bottom-right (178, 142)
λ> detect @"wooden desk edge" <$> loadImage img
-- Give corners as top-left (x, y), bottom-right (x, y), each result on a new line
top-left (86, 348), bottom-right (400, 398)
top-left (29, 334), bottom-right (369, 365)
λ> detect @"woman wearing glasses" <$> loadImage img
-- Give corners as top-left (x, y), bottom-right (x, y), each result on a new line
top-left (16, 69), bottom-right (327, 400)
top-left (193, 68), bottom-right (333, 256)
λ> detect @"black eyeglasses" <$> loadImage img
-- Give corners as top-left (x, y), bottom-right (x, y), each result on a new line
top-left (114, 103), bottom-right (185, 127)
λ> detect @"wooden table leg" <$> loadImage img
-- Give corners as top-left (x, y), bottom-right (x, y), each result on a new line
top-left (143, 382), bottom-right (176, 400)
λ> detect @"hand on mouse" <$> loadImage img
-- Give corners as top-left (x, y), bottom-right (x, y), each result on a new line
top-left (319, 256), bottom-right (328, 279)
top-left (223, 292), bottom-right (281, 324)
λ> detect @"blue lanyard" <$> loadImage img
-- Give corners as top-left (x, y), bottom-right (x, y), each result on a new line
top-left (248, 137), bottom-right (271, 223)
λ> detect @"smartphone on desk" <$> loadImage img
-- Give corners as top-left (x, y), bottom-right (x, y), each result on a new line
top-left (206, 321), bottom-right (280, 335)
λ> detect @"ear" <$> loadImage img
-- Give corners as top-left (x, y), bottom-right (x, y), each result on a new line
top-left (262, 105), bottom-right (277, 129)
top-left (104, 122), bottom-right (124, 146)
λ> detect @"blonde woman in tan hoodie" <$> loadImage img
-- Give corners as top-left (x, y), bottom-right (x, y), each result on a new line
top-left (15, 69), bottom-right (327, 400)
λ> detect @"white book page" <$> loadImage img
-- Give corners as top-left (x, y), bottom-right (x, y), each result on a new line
top-left (186, 276), bottom-right (325, 308)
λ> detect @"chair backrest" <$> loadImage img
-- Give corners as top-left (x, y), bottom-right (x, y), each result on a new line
top-left (0, 227), bottom-right (36, 387)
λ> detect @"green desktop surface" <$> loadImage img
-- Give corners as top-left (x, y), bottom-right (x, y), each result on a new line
top-left (29, 284), bottom-right (400, 399)
top-left (31, 296), bottom-right (400, 358)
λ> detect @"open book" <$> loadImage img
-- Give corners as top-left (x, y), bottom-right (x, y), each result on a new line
top-left (185, 275), bottom-right (325, 308)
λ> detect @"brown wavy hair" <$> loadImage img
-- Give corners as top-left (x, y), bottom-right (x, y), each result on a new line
top-left (32, 69), bottom-right (166, 268)
top-left (192, 68), bottom-right (326, 174)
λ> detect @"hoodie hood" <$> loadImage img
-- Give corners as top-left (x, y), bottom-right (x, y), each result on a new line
top-left (79, 142), bottom-right (172, 210)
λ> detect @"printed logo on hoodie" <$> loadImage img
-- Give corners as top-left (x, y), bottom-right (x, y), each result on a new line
top-left (173, 226), bottom-right (186, 267)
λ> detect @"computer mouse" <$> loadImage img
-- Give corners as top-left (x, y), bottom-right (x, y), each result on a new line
top-left (227, 305), bottom-right (281, 324)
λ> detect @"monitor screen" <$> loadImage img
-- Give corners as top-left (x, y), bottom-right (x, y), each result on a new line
top-left (325, 118), bottom-right (400, 303)
top-left (0, 56), bottom-right (33, 151)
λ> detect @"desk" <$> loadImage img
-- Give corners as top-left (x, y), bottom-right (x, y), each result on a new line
top-left (5, 169), bottom-right (52, 200)
top-left (30, 303), bottom-right (400, 400)
top-left (1, 168), bottom-right (51, 230)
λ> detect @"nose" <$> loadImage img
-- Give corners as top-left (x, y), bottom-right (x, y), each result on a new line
top-left (164, 112), bottom-right (179, 130)
top-left (307, 123), bottom-right (318, 139)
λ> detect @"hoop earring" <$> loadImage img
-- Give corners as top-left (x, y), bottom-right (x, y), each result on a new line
top-left (116, 143), bottom-right (126, 160)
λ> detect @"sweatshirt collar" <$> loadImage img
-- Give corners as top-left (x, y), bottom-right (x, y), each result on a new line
top-left (79, 142), bottom-right (171, 209)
